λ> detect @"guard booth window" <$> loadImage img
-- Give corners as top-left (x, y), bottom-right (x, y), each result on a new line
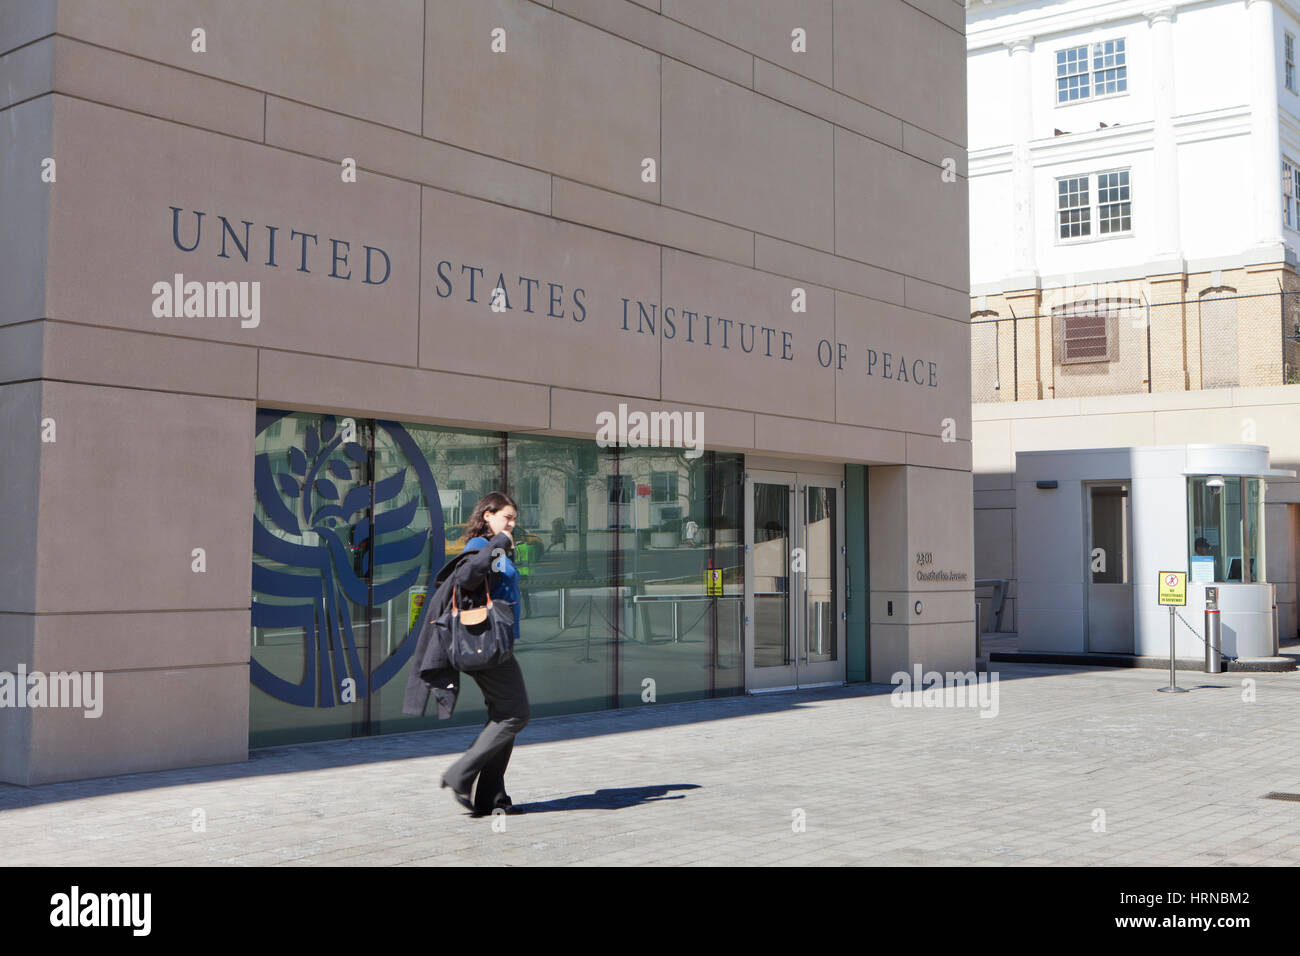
top-left (1188, 477), bottom-right (1265, 583)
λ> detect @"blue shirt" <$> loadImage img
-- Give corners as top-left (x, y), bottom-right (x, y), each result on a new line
top-left (464, 536), bottom-right (521, 642)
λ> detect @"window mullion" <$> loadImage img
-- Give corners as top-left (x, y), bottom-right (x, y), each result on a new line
top-left (1092, 173), bottom-right (1100, 233)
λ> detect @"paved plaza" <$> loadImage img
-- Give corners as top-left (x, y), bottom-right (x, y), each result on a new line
top-left (2, 660), bottom-right (1299, 866)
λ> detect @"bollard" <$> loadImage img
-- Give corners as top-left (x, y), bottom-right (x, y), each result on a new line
top-left (1205, 585), bottom-right (1222, 674)
top-left (1204, 608), bottom-right (1222, 673)
top-left (1272, 583), bottom-right (1280, 657)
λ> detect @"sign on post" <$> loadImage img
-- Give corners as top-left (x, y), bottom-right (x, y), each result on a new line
top-left (1156, 571), bottom-right (1189, 694)
top-left (1158, 571), bottom-right (1186, 606)
top-left (704, 568), bottom-right (723, 596)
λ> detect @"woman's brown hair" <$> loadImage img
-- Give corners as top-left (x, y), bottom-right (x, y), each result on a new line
top-left (464, 491), bottom-right (519, 540)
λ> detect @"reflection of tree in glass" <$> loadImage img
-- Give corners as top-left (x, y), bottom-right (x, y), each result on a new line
top-left (512, 440), bottom-right (608, 579)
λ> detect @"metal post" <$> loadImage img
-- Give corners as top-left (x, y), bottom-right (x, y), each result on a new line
top-left (1157, 605), bottom-right (1188, 693)
top-left (1168, 604), bottom-right (1176, 685)
top-left (1204, 608), bottom-right (1222, 674)
top-left (1272, 583), bottom-right (1280, 656)
top-left (1145, 298), bottom-right (1153, 393)
top-left (975, 599), bottom-right (982, 660)
top-left (1013, 314), bottom-right (1019, 401)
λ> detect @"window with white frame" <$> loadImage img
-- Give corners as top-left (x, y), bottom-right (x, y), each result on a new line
top-left (1286, 158), bottom-right (1295, 230)
top-left (1057, 170), bottom-right (1132, 240)
top-left (1293, 163), bottom-right (1299, 226)
top-left (1056, 38), bottom-right (1127, 103)
top-left (1056, 45), bottom-right (1090, 102)
top-left (1097, 170), bottom-right (1132, 234)
top-left (1058, 176), bottom-right (1090, 238)
top-left (1092, 39), bottom-right (1127, 95)
top-left (1287, 32), bottom-right (1296, 93)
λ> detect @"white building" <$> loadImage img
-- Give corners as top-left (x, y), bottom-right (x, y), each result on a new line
top-left (966, 0), bottom-right (1300, 650)
top-left (969, 0), bottom-right (1300, 296)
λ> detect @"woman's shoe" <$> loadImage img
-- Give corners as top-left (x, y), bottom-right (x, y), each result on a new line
top-left (492, 795), bottom-right (523, 815)
top-left (475, 795), bottom-right (523, 816)
top-left (440, 778), bottom-right (476, 814)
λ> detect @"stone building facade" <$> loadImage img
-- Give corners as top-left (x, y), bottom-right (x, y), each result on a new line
top-left (1, 0), bottom-right (973, 784)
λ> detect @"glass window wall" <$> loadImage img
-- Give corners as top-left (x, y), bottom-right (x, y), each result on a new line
top-left (251, 410), bottom-right (376, 746)
top-left (373, 425), bottom-right (503, 735)
top-left (505, 435), bottom-right (618, 717)
top-left (610, 448), bottom-right (743, 705)
top-left (252, 411), bottom-right (746, 746)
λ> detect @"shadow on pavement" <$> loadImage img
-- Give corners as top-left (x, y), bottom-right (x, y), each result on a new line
top-left (515, 784), bottom-right (700, 814)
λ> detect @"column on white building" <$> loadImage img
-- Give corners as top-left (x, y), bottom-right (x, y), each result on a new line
top-left (1145, 7), bottom-right (1183, 266)
top-left (1005, 36), bottom-right (1039, 287)
top-left (1247, 0), bottom-right (1285, 251)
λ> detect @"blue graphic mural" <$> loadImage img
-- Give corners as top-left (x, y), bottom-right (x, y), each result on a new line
top-left (251, 412), bottom-right (443, 706)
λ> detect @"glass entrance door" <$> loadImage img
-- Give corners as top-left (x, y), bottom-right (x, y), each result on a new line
top-left (744, 470), bottom-right (845, 690)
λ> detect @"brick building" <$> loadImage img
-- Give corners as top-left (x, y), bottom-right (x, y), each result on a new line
top-left (966, 0), bottom-right (1300, 647)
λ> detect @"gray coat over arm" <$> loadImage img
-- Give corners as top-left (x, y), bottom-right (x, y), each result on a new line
top-left (402, 531), bottom-right (513, 720)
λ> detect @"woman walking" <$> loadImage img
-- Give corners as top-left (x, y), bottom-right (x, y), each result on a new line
top-left (438, 492), bottom-right (531, 816)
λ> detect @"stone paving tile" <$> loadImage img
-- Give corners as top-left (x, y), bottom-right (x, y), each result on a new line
top-left (2, 662), bottom-right (1299, 865)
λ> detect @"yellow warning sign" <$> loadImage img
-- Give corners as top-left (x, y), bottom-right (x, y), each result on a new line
top-left (704, 568), bottom-right (723, 596)
top-left (408, 587), bottom-right (428, 630)
top-left (1157, 571), bottom-right (1186, 606)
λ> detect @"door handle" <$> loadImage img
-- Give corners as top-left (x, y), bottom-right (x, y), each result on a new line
top-left (800, 580), bottom-right (809, 663)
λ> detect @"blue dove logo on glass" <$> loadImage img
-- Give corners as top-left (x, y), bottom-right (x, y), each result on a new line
top-left (251, 412), bottom-right (443, 706)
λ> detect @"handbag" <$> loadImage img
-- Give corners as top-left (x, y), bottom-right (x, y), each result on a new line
top-left (438, 582), bottom-right (515, 672)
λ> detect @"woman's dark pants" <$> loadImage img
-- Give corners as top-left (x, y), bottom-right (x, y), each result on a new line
top-left (443, 655), bottom-right (530, 813)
